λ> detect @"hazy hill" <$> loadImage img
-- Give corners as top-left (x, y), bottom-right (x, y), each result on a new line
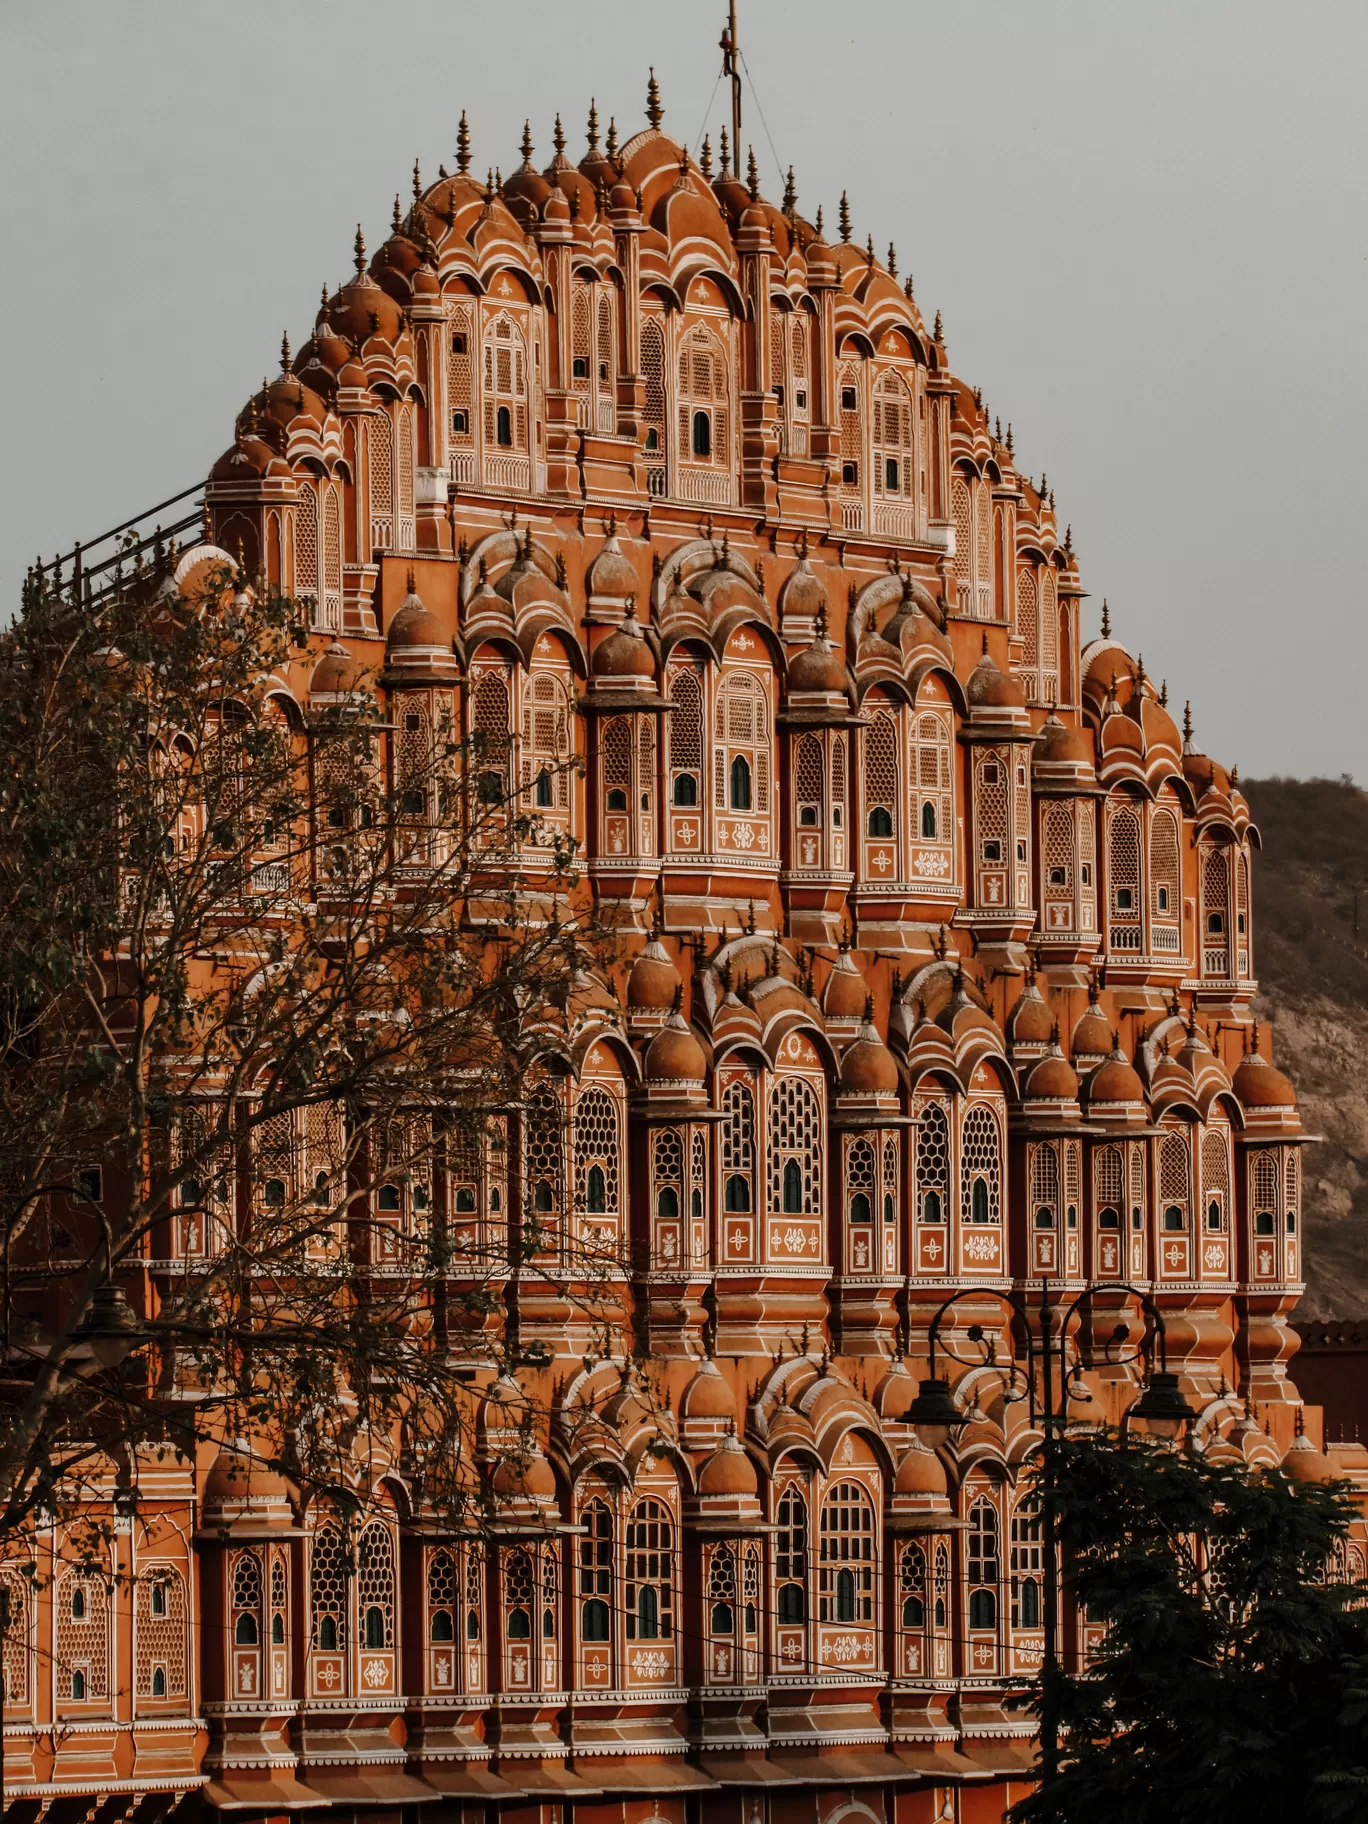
top-left (1243, 777), bottom-right (1368, 1317)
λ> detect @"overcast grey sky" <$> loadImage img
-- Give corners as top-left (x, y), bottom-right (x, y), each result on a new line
top-left (2, 1), bottom-right (1364, 778)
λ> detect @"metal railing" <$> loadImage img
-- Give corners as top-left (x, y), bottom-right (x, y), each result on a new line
top-left (27, 481), bottom-right (207, 610)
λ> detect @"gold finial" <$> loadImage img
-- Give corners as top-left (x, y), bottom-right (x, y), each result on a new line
top-left (520, 120), bottom-right (534, 168)
top-left (718, 124), bottom-right (730, 179)
top-left (353, 225), bottom-right (366, 274)
top-left (783, 165), bottom-right (796, 214)
top-left (887, 242), bottom-right (897, 278)
top-left (606, 116), bottom-right (618, 162)
top-left (586, 99), bottom-right (599, 152)
top-left (280, 331), bottom-right (290, 373)
top-left (838, 190), bottom-right (852, 241)
top-left (1100, 597), bottom-right (1111, 638)
top-left (553, 114), bottom-right (565, 158)
top-left (413, 158), bottom-right (422, 203)
top-left (456, 109), bottom-right (471, 174)
top-left (747, 145), bottom-right (759, 200)
top-left (701, 134), bottom-right (713, 180)
top-left (646, 67), bottom-right (663, 129)
top-left (392, 194), bottom-right (403, 235)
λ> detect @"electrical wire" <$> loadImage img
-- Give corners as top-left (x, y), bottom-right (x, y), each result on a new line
top-left (692, 69), bottom-right (725, 161)
top-left (738, 50), bottom-right (786, 194)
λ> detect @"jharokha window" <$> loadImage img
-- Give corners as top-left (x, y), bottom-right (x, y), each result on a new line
top-left (817, 1481), bottom-right (875, 1624)
top-left (775, 1483), bottom-right (808, 1622)
top-left (624, 1498), bottom-right (674, 1640)
top-left (578, 1498), bottom-right (613, 1642)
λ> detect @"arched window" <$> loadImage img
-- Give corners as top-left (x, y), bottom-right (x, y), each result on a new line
top-left (917, 1101), bottom-right (950, 1221)
top-left (837, 360), bottom-right (863, 497)
top-left (578, 1499), bottom-right (613, 1641)
top-left (1159, 1129), bottom-right (1190, 1229)
top-left (776, 1485), bottom-right (808, 1621)
top-left (720, 1080), bottom-right (755, 1216)
top-left (357, 1522), bottom-right (394, 1650)
top-left (872, 370), bottom-right (915, 503)
top-left (961, 1106), bottom-right (1001, 1226)
top-left (1150, 809), bottom-right (1181, 947)
top-left (677, 322), bottom-right (730, 484)
top-left (505, 1548), bottom-right (533, 1640)
top-left (708, 1544), bottom-right (736, 1633)
top-left (911, 710), bottom-right (953, 855)
top-left (730, 753), bottom-right (752, 810)
top-left (231, 1549), bottom-right (262, 1664)
top-left (482, 311), bottom-right (528, 455)
top-left (768, 1076), bottom-right (821, 1215)
top-left (1, 1574), bottom-right (28, 1709)
top-left (625, 1498), bottom-right (674, 1641)
top-left (472, 669), bottom-right (512, 808)
top-left (574, 1085), bottom-right (620, 1224)
top-left (641, 314), bottom-right (667, 483)
top-left (847, 1136), bottom-right (876, 1229)
top-left (310, 1528), bottom-right (347, 1651)
top-left (714, 671), bottom-right (770, 818)
top-left (967, 1499), bottom-right (999, 1629)
top-left (521, 666), bottom-right (572, 818)
top-left (465, 1544), bottom-right (483, 1641)
top-left (934, 1543), bottom-right (950, 1629)
top-left (1108, 807), bottom-right (1143, 952)
top-left (667, 662), bottom-right (703, 815)
top-left (863, 710), bottom-right (899, 852)
top-left (900, 1544), bottom-right (926, 1628)
top-left (235, 1611), bottom-right (258, 1645)
top-left (818, 1482), bottom-right (875, 1623)
top-left (1010, 1502), bottom-right (1043, 1630)
top-left (795, 733), bottom-right (824, 832)
top-left (657, 1185), bottom-right (678, 1221)
top-left (525, 1080), bottom-right (565, 1225)
top-left (368, 409), bottom-right (393, 549)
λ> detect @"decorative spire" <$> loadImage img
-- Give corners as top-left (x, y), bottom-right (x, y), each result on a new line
top-left (701, 134), bottom-right (713, 180)
top-left (1183, 699), bottom-right (1193, 746)
top-left (783, 165), bottom-right (796, 213)
top-left (483, 168), bottom-right (495, 205)
top-left (904, 273), bottom-right (915, 299)
top-left (280, 330), bottom-right (290, 373)
top-left (1006, 422), bottom-right (1014, 454)
top-left (887, 242), bottom-right (897, 277)
top-left (814, 203), bottom-right (824, 237)
top-left (1100, 597), bottom-right (1111, 637)
top-left (933, 309), bottom-right (943, 341)
top-left (1064, 523), bottom-right (1073, 554)
top-left (553, 114), bottom-right (565, 158)
top-left (1040, 471), bottom-right (1048, 502)
top-left (866, 232), bottom-right (875, 265)
top-left (392, 194), bottom-right (403, 234)
top-left (838, 190), bottom-right (852, 241)
top-left (319, 280), bottom-right (330, 318)
top-left (520, 120), bottom-right (534, 169)
top-left (747, 144), bottom-right (759, 200)
top-left (456, 109), bottom-right (471, 174)
top-left (1160, 678), bottom-right (1169, 707)
top-left (718, 124), bottom-right (730, 179)
top-left (353, 225), bottom-right (366, 275)
top-left (413, 158), bottom-right (422, 203)
top-left (646, 67), bottom-right (663, 129)
top-left (606, 116), bottom-right (619, 161)
top-left (586, 99), bottom-right (599, 152)
top-left (995, 415), bottom-right (1002, 443)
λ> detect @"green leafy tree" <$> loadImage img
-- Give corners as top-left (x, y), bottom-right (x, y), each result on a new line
top-left (1011, 1429), bottom-right (1368, 1824)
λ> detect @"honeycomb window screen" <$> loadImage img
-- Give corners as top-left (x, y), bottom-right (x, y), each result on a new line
top-left (465, 1543), bottom-right (483, 1628)
top-left (846, 1137), bottom-right (876, 1200)
top-left (1038, 565), bottom-right (1057, 681)
top-left (1108, 808), bottom-right (1142, 945)
top-left (2, 1574), bottom-right (28, 1707)
top-left (522, 671), bottom-right (571, 812)
top-left (1149, 810), bottom-right (1181, 923)
top-left (916, 1101), bottom-right (950, 1217)
top-left (638, 721), bottom-right (654, 805)
top-left (838, 362), bottom-right (863, 492)
top-left (900, 1543), bottom-right (926, 1626)
top-left (602, 717), bottom-right (630, 792)
top-left (571, 283), bottom-right (592, 396)
top-left (1129, 1144), bottom-right (1146, 1215)
top-left (428, 1548), bottom-right (457, 1612)
top-left (1095, 1145), bottom-right (1123, 1209)
top-left (472, 671), bottom-right (511, 794)
top-left (294, 484), bottom-right (319, 601)
top-left (653, 1127), bottom-right (683, 1196)
top-left (369, 410), bottom-right (393, 535)
top-left (1159, 1130), bottom-right (1191, 1215)
top-left (708, 1542), bottom-right (737, 1610)
top-left (625, 1497), bottom-right (674, 1641)
top-left (864, 711), bottom-right (899, 838)
top-left (831, 736), bottom-right (847, 813)
top-left (1202, 1127), bottom-right (1230, 1206)
top-left (573, 1085), bottom-right (620, 1216)
top-left (974, 481), bottom-right (993, 618)
top-left (960, 1105), bottom-right (1001, 1225)
top-left (667, 664), bottom-right (704, 793)
top-left (270, 1552), bottom-right (287, 1617)
top-left (310, 1528), bottom-right (348, 1649)
top-left (321, 485), bottom-right (342, 631)
top-left (525, 1081), bottom-right (566, 1218)
top-left (641, 316), bottom-right (667, 461)
top-left (720, 1081), bottom-right (756, 1199)
top-left (58, 1569), bottom-right (110, 1700)
top-left (253, 1108), bottom-right (298, 1212)
top-left (505, 1547), bottom-right (534, 1636)
top-left (952, 475), bottom-right (971, 586)
top-left (1252, 1152), bottom-right (1279, 1220)
top-left (975, 753), bottom-right (1008, 857)
top-left (818, 1481), bottom-right (875, 1623)
top-left (136, 1567), bottom-right (187, 1698)
top-left (714, 673), bottom-right (770, 812)
top-left (357, 1522), bottom-right (395, 1648)
top-left (795, 734), bottom-right (824, 825)
top-left (1043, 803), bottom-right (1074, 897)
top-left (767, 1077), bottom-right (821, 1215)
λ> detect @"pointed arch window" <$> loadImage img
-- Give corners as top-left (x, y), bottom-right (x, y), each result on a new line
top-left (578, 1498), bottom-right (613, 1642)
top-left (768, 1076), bottom-right (821, 1215)
top-left (625, 1498), bottom-right (674, 1641)
top-left (967, 1498), bottom-right (1000, 1629)
top-left (818, 1482), bottom-right (875, 1623)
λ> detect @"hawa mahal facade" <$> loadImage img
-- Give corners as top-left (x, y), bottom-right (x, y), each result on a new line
top-left (7, 70), bottom-right (1358, 1824)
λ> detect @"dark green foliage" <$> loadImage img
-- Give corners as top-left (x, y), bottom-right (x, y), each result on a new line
top-left (1011, 1430), bottom-right (1368, 1824)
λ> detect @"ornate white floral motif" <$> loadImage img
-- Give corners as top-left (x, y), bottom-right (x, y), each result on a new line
top-left (828, 1632), bottom-right (871, 1664)
top-left (963, 1231), bottom-right (999, 1262)
top-left (631, 1647), bottom-right (670, 1679)
top-left (912, 849), bottom-right (951, 878)
top-left (363, 1655), bottom-right (390, 1688)
top-left (731, 822), bottom-right (756, 851)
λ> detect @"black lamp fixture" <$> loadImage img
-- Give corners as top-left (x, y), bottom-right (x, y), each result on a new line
top-left (905, 1375), bottom-right (960, 1447)
top-left (75, 1286), bottom-right (143, 1370)
top-left (1128, 1370), bottom-right (1197, 1439)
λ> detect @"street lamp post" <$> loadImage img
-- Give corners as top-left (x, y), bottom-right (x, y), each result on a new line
top-left (905, 1279), bottom-right (1196, 1810)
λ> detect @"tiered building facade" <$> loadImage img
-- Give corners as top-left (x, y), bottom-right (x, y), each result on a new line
top-left (7, 74), bottom-right (1359, 1824)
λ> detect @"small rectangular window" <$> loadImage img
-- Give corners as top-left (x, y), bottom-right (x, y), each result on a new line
top-left (572, 356), bottom-right (589, 379)
top-left (451, 410), bottom-right (468, 434)
top-left (841, 386), bottom-right (858, 410)
top-left (982, 763), bottom-right (1000, 784)
top-left (451, 333), bottom-right (466, 355)
top-left (841, 461), bottom-right (859, 486)
top-left (885, 457), bottom-right (899, 490)
top-left (774, 383), bottom-right (785, 406)
top-left (795, 390), bottom-right (807, 410)
top-left (1016, 840), bottom-right (1027, 862)
top-left (982, 840), bottom-right (1002, 863)
top-left (1081, 864), bottom-right (1092, 885)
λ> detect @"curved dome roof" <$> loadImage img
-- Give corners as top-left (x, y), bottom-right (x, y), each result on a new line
top-left (310, 640), bottom-right (368, 697)
top-left (645, 1008), bottom-right (707, 1084)
top-left (627, 937), bottom-right (681, 1011)
top-left (592, 609), bottom-right (655, 680)
top-left (697, 1433), bottom-right (758, 1496)
top-left (680, 1357), bottom-right (736, 1423)
top-left (840, 1011), bottom-right (899, 1095)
